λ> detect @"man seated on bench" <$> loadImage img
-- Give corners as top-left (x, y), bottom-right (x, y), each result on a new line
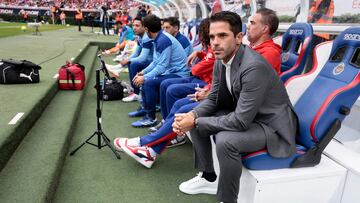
top-left (246, 8), bottom-right (281, 74)
top-left (102, 21), bottom-right (135, 55)
top-left (155, 8), bottom-right (282, 147)
top-left (162, 17), bottom-right (193, 56)
top-left (128, 14), bottom-right (189, 128)
top-left (116, 17), bottom-right (154, 103)
top-left (151, 18), bottom-right (214, 147)
top-left (172, 11), bottom-right (297, 203)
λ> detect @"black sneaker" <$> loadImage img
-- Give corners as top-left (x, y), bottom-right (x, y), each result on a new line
top-left (166, 135), bottom-right (186, 148)
top-left (148, 120), bottom-right (164, 133)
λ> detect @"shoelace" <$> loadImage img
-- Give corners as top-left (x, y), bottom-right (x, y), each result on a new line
top-left (188, 172), bottom-right (203, 183)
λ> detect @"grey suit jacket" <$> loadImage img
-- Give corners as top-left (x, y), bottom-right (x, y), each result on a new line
top-left (194, 45), bottom-right (298, 158)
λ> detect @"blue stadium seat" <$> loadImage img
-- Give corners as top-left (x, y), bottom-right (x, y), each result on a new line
top-left (191, 20), bottom-right (202, 50)
top-left (242, 23), bottom-right (247, 35)
top-left (242, 26), bottom-right (360, 170)
top-left (280, 23), bottom-right (313, 82)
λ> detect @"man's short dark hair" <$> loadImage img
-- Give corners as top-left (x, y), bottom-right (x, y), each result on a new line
top-left (115, 20), bottom-right (122, 25)
top-left (163, 17), bottom-right (180, 29)
top-left (210, 11), bottom-right (242, 37)
top-left (133, 17), bottom-right (142, 24)
top-left (143, 14), bottom-right (162, 33)
top-left (256, 8), bottom-right (279, 36)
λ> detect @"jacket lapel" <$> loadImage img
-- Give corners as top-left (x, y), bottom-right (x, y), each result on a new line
top-left (230, 45), bottom-right (245, 91)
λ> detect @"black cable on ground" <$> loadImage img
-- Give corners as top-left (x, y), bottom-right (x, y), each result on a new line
top-left (37, 38), bottom-right (76, 66)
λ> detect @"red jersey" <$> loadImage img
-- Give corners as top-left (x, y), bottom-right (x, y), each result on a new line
top-left (191, 47), bottom-right (215, 90)
top-left (251, 39), bottom-right (281, 75)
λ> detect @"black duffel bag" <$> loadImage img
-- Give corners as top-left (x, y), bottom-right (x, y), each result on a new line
top-left (0, 59), bottom-right (41, 84)
top-left (97, 77), bottom-right (124, 101)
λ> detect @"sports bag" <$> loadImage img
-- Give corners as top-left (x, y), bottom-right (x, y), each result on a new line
top-left (58, 62), bottom-right (85, 90)
top-left (98, 77), bottom-right (124, 100)
top-left (0, 59), bottom-right (41, 84)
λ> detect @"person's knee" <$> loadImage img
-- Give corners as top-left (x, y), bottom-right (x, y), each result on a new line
top-left (160, 80), bottom-right (170, 92)
top-left (215, 132), bottom-right (236, 155)
top-left (166, 84), bottom-right (180, 98)
top-left (176, 104), bottom-right (194, 114)
top-left (172, 98), bottom-right (188, 110)
top-left (129, 61), bottom-right (144, 72)
top-left (160, 79), bottom-right (174, 91)
top-left (144, 78), bottom-right (158, 89)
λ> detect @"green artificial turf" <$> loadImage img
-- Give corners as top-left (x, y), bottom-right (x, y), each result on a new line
top-left (0, 22), bottom-right (69, 38)
top-left (0, 26), bottom-right (115, 169)
top-left (52, 57), bottom-right (218, 203)
top-left (0, 45), bottom-right (99, 203)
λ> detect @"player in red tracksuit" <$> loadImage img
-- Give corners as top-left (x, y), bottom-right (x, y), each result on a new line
top-left (247, 8), bottom-right (282, 75)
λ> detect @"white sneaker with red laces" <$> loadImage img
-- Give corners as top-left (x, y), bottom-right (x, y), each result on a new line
top-left (120, 138), bottom-right (156, 168)
top-left (122, 93), bottom-right (141, 102)
top-left (113, 137), bottom-right (140, 152)
top-left (179, 172), bottom-right (218, 195)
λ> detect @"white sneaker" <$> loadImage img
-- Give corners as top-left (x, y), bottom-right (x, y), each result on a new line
top-left (113, 52), bottom-right (128, 62)
top-left (120, 138), bottom-right (156, 168)
top-left (113, 137), bottom-right (126, 152)
top-left (179, 172), bottom-right (218, 195)
top-left (122, 93), bottom-right (141, 102)
top-left (106, 63), bottom-right (122, 69)
top-left (121, 81), bottom-right (133, 94)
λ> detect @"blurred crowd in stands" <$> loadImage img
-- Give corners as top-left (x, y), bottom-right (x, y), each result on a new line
top-left (0, 0), bottom-right (138, 10)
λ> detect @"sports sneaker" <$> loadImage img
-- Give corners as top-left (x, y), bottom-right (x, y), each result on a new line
top-left (179, 172), bottom-right (218, 195)
top-left (166, 135), bottom-right (186, 148)
top-left (106, 63), bottom-right (123, 70)
top-left (131, 115), bottom-right (157, 128)
top-left (120, 139), bottom-right (156, 168)
top-left (113, 137), bottom-right (126, 152)
top-left (114, 137), bottom-right (140, 152)
top-left (122, 93), bottom-right (141, 102)
top-left (113, 52), bottom-right (127, 62)
top-left (148, 119), bottom-right (164, 133)
top-left (128, 107), bottom-right (146, 117)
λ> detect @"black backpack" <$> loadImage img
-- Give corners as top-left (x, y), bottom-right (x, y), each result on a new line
top-left (97, 77), bottom-right (124, 101)
top-left (0, 59), bottom-right (41, 84)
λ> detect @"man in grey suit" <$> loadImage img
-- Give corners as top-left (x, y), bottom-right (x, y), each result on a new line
top-left (173, 11), bottom-right (298, 203)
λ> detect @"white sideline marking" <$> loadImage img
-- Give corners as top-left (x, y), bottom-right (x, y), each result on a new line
top-left (53, 73), bottom-right (59, 79)
top-left (8, 113), bottom-right (25, 125)
top-left (79, 49), bottom-right (82, 52)
top-left (71, 57), bottom-right (75, 61)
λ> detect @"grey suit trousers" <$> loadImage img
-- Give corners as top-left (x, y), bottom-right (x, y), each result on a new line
top-left (191, 122), bottom-right (266, 203)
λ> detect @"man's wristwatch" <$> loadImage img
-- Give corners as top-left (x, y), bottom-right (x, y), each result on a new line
top-left (194, 118), bottom-right (199, 128)
top-left (191, 110), bottom-right (199, 128)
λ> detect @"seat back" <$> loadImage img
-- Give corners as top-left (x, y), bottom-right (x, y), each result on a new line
top-left (280, 23), bottom-right (313, 82)
top-left (294, 27), bottom-right (360, 149)
top-left (286, 41), bottom-right (333, 105)
top-left (273, 35), bottom-right (282, 46)
top-left (191, 20), bottom-right (202, 50)
top-left (242, 23), bottom-right (250, 46)
top-left (181, 20), bottom-right (193, 39)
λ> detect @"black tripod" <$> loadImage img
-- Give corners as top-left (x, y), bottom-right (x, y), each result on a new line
top-left (70, 54), bottom-right (120, 159)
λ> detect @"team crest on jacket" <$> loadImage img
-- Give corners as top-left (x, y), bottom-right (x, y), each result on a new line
top-left (333, 62), bottom-right (345, 75)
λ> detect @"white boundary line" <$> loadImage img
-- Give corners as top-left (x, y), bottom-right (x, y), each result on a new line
top-left (8, 112), bottom-right (25, 125)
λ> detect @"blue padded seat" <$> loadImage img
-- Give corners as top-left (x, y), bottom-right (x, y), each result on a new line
top-left (242, 26), bottom-right (360, 170)
top-left (280, 23), bottom-right (313, 82)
